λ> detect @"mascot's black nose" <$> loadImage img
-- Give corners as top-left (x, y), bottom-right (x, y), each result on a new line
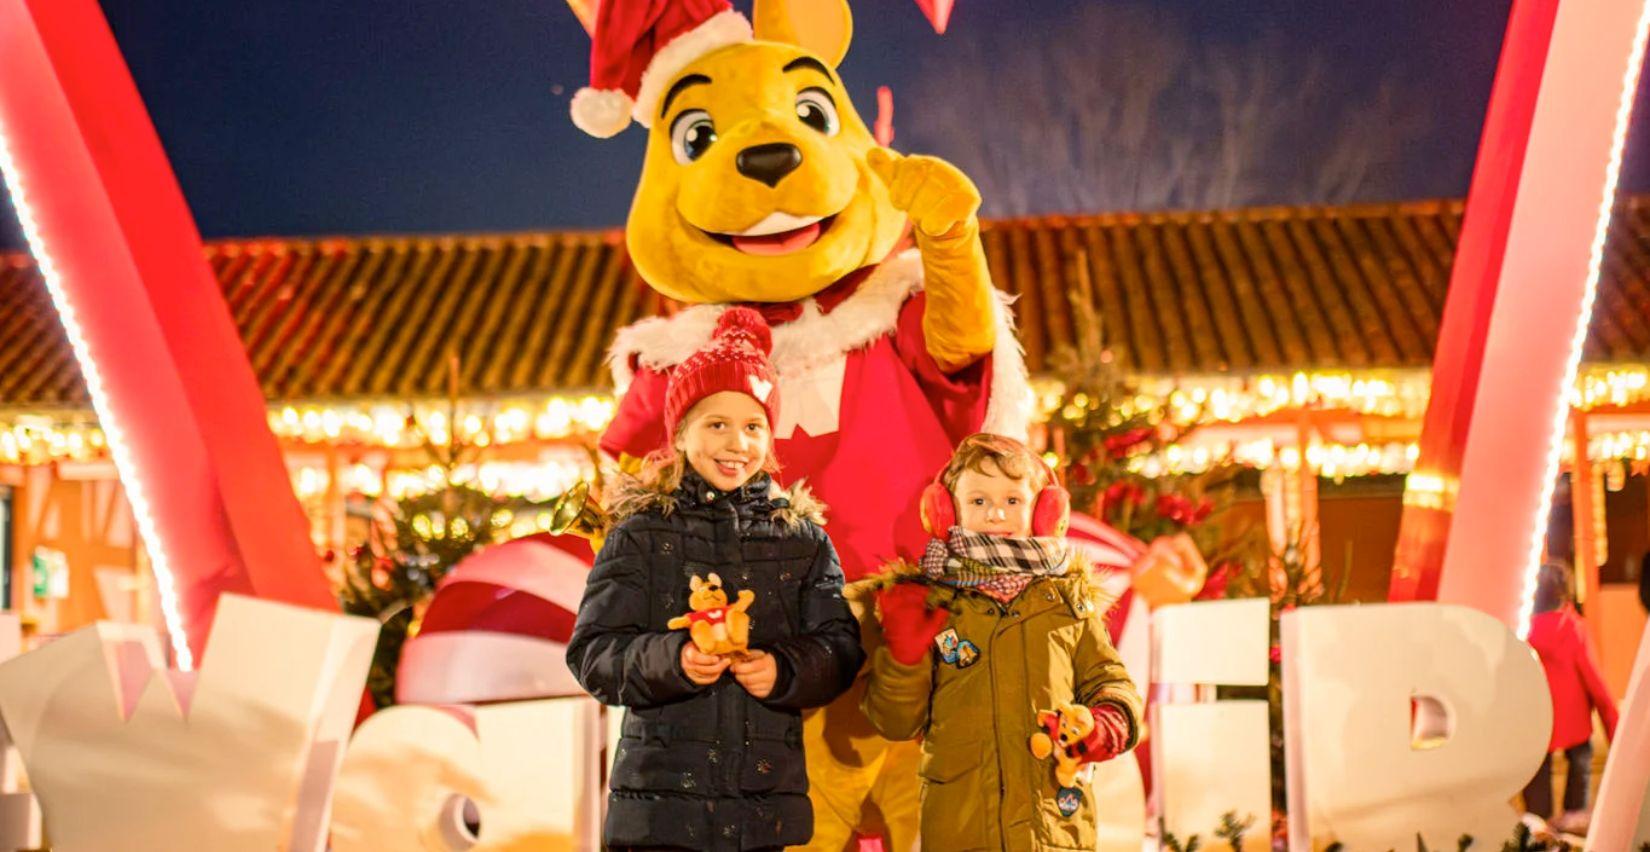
top-left (736, 143), bottom-right (802, 188)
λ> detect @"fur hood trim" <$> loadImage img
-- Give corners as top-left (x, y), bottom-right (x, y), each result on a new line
top-left (606, 473), bottom-right (826, 529)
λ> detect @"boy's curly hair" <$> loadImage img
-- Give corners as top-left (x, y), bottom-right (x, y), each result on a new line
top-left (937, 433), bottom-right (1051, 492)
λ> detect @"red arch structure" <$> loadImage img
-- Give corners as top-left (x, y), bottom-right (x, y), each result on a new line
top-left (1391, 0), bottom-right (1650, 636)
top-left (0, 0), bottom-right (334, 668)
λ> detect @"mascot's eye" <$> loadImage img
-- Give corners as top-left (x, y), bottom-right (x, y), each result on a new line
top-left (670, 109), bottom-right (717, 164)
top-left (795, 88), bottom-right (839, 136)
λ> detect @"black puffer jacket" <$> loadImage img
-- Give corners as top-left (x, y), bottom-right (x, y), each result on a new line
top-left (566, 469), bottom-right (863, 850)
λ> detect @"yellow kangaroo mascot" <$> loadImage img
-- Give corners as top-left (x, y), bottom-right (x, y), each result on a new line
top-left (571, 1), bottom-right (1031, 848)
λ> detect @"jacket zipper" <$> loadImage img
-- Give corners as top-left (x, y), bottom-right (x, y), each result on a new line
top-left (988, 596), bottom-right (1009, 850)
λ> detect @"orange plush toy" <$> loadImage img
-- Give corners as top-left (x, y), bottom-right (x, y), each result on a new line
top-left (667, 573), bottom-right (755, 657)
top-left (1030, 703), bottom-right (1097, 789)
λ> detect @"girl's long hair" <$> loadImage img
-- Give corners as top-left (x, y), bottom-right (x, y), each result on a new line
top-left (635, 448), bottom-right (689, 495)
top-left (1534, 561), bottom-right (1573, 614)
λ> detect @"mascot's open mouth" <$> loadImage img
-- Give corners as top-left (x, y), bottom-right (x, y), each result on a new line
top-left (700, 211), bottom-right (838, 256)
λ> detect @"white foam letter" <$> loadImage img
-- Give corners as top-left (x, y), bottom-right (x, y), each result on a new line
top-left (0, 612), bottom-right (41, 852)
top-left (1281, 603), bottom-right (1549, 850)
top-left (0, 595), bottom-right (376, 851)
top-left (1151, 598), bottom-right (1272, 849)
top-left (1589, 618), bottom-right (1650, 850)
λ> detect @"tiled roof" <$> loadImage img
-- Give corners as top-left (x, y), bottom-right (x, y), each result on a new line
top-left (982, 195), bottom-right (1650, 374)
top-left (0, 231), bottom-right (654, 409)
top-left (3, 196), bottom-right (1650, 409)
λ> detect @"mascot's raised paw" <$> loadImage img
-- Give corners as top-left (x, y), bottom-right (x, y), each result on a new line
top-left (866, 148), bottom-right (982, 240)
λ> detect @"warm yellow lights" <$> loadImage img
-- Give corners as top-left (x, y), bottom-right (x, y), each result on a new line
top-left (288, 455), bottom-right (595, 503)
top-left (1126, 439), bottom-right (1419, 478)
top-left (9, 367), bottom-right (1650, 479)
top-left (1034, 369), bottom-right (1435, 428)
top-left (1401, 471), bottom-right (1460, 512)
top-left (269, 394), bottom-right (616, 447)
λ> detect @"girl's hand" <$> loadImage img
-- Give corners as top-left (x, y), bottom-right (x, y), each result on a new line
top-left (730, 650), bottom-right (779, 699)
top-left (681, 643), bottom-right (730, 685)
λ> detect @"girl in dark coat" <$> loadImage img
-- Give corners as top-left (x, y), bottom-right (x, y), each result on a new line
top-left (567, 309), bottom-right (863, 851)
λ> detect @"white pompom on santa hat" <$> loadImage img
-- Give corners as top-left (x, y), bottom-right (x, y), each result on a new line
top-left (572, 0), bottom-right (754, 138)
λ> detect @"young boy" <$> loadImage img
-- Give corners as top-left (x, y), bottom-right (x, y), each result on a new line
top-left (859, 432), bottom-right (1143, 851)
top-left (567, 308), bottom-right (864, 851)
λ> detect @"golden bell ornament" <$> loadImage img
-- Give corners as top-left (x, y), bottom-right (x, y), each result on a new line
top-left (547, 479), bottom-right (608, 541)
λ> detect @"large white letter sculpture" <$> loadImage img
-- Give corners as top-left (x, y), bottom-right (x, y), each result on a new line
top-left (1281, 603), bottom-right (1550, 850)
top-left (331, 698), bottom-right (604, 851)
top-left (1588, 619), bottom-right (1650, 849)
top-left (0, 612), bottom-right (41, 852)
top-left (1151, 598), bottom-right (1272, 850)
top-left (0, 595), bottom-right (376, 851)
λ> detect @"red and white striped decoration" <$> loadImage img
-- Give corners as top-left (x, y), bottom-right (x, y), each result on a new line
top-left (397, 534), bottom-right (595, 705)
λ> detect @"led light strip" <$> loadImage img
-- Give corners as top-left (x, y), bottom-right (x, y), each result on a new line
top-left (1517, 0), bottom-right (1650, 639)
top-left (0, 118), bottom-right (195, 669)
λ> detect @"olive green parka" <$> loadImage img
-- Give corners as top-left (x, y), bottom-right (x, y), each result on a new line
top-left (853, 556), bottom-right (1143, 851)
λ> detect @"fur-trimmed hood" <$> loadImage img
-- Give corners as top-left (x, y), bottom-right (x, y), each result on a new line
top-left (606, 468), bottom-right (827, 530)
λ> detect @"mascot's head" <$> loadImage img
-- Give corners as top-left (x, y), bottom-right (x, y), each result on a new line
top-left (572, 0), bottom-right (906, 305)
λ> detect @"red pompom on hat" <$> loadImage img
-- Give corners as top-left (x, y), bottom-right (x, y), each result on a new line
top-left (572, 0), bottom-right (753, 138)
top-left (665, 307), bottom-right (781, 439)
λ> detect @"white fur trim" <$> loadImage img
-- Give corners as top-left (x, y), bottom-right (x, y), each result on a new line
top-left (571, 87), bottom-right (635, 138)
top-left (607, 248), bottom-right (1034, 439)
top-left (631, 10), bottom-right (753, 128)
top-left (397, 632), bottom-right (583, 704)
top-left (982, 288), bottom-right (1033, 441)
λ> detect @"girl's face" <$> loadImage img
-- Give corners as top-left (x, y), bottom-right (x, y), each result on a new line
top-left (675, 391), bottom-right (772, 492)
top-left (953, 460), bottom-right (1036, 538)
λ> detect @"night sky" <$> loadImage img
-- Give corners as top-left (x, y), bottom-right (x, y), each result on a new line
top-left (2, 0), bottom-right (1648, 249)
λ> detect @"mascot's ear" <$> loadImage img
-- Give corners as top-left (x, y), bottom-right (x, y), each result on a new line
top-left (753, 0), bottom-right (853, 68)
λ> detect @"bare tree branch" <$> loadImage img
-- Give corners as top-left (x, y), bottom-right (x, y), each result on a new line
top-left (902, 4), bottom-right (1430, 216)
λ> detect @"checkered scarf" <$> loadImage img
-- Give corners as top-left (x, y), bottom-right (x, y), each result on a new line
top-left (920, 527), bottom-right (1072, 603)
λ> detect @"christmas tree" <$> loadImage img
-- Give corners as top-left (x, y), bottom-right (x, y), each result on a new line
top-left (330, 358), bottom-right (572, 708)
top-left (1043, 254), bottom-right (1355, 840)
top-left (1042, 252), bottom-right (1263, 595)
top-left (333, 478), bottom-right (531, 708)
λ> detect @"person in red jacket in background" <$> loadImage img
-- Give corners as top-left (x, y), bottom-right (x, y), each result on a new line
top-left (1521, 561), bottom-right (1619, 836)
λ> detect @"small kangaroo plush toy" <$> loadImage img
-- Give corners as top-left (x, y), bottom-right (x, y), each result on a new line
top-left (1029, 703), bottom-right (1097, 789)
top-left (668, 573), bottom-right (755, 656)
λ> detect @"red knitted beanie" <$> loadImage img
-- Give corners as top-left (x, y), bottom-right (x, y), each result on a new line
top-left (665, 307), bottom-right (780, 440)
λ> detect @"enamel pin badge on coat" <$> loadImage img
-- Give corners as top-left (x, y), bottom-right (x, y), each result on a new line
top-left (934, 628), bottom-right (979, 669)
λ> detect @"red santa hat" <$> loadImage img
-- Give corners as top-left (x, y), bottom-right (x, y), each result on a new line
top-left (572, 0), bottom-right (753, 138)
top-left (665, 307), bottom-right (781, 439)
top-left (396, 534), bottom-right (594, 705)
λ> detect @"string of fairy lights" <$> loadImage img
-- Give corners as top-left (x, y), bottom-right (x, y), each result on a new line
top-left (0, 112), bottom-right (196, 669)
top-left (7, 366), bottom-right (1650, 497)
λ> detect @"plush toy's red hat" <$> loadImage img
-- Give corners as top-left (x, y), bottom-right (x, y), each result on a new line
top-left (572, 0), bottom-right (753, 138)
top-left (665, 307), bottom-right (781, 439)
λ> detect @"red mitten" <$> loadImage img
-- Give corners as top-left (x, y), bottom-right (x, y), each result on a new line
top-left (1077, 703), bottom-right (1133, 764)
top-left (878, 582), bottom-right (949, 666)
